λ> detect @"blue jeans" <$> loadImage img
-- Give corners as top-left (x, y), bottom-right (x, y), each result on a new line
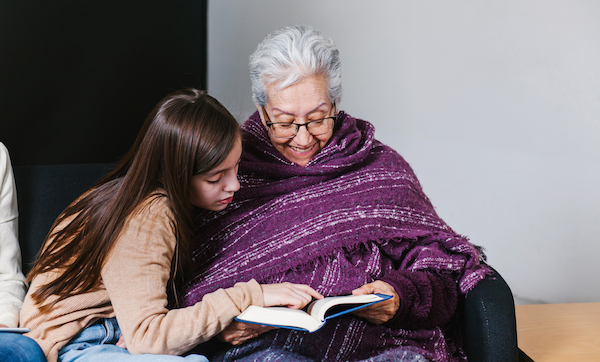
top-left (58, 318), bottom-right (208, 362)
top-left (0, 332), bottom-right (47, 362)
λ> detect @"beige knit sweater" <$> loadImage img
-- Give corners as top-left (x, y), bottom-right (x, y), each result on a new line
top-left (20, 193), bottom-right (263, 362)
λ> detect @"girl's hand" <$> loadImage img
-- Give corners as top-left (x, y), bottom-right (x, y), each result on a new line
top-left (116, 334), bottom-right (127, 349)
top-left (219, 283), bottom-right (321, 345)
top-left (261, 282), bottom-right (323, 309)
top-left (218, 321), bottom-right (274, 345)
top-left (351, 280), bottom-right (400, 324)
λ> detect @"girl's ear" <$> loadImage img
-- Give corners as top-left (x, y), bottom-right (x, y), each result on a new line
top-left (256, 104), bottom-right (268, 128)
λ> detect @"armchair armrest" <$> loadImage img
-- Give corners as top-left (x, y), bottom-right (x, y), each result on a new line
top-left (461, 267), bottom-right (519, 362)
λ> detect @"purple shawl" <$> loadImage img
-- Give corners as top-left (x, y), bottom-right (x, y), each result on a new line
top-left (182, 111), bottom-right (489, 362)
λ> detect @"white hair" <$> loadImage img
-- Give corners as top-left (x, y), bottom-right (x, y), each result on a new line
top-left (249, 24), bottom-right (342, 107)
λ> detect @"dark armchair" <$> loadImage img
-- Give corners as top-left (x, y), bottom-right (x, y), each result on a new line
top-left (14, 163), bottom-right (114, 275)
top-left (461, 267), bottom-right (520, 361)
top-left (13, 163), bottom-right (523, 361)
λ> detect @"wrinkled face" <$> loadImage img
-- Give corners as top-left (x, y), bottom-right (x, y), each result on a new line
top-left (190, 137), bottom-right (242, 211)
top-left (258, 75), bottom-right (336, 167)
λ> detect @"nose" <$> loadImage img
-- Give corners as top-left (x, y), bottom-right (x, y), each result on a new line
top-left (293, 124), bottom-right (314, 145)
top-left (224, 172), bottom-right (240, 193)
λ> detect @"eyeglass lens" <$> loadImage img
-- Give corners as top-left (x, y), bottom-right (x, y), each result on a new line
top-left (270, 118), bottom-right (334, 138)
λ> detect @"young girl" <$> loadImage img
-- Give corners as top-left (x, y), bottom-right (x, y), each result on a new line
top-left (19, 89), bottom-right (322, 362)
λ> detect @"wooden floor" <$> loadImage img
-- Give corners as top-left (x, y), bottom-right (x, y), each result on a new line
top-left (516, 303), bottom-right (600, 361)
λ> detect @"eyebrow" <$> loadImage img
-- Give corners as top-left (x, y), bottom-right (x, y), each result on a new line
top-left (271, 102), bottom-right (328, 117)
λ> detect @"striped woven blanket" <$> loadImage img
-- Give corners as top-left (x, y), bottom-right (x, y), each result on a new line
top-left (182, 111), bottom-right (489, 362)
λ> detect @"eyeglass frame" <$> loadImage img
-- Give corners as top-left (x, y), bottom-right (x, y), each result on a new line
top-left (261, 105), bottom-right (338, 139)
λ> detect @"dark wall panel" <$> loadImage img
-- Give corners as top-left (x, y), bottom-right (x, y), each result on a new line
top-left (0, 1), bottom-right (207, 166)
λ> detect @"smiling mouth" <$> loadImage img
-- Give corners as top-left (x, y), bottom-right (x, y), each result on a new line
top-left (289, 144), bottom-right (315, 154)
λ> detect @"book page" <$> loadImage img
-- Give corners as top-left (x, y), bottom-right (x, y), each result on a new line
top-left (235, 305), bottom-right (324, 332)
top-left (306, 294), bottom-right (389, 321)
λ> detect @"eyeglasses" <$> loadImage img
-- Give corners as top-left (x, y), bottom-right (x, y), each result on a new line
top-left (262, 106), bottom-right (337, 139)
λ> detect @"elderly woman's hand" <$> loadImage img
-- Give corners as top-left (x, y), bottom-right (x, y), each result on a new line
top-left (218, 321), bottom-right (275, 345)
top-left (351, 280), bottom-right (400, 325)
top-left (219, 282), bottom-right (323, 345)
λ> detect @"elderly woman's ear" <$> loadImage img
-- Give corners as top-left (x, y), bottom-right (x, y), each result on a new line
top-left (255, 104), bottom-right (268, 128)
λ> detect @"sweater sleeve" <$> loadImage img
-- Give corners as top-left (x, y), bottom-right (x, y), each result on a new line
top-left (379, 270), bottom-right (457, 330)
top-left (0, 143), bottom-right (27, 328)
top-left (101, 195), bottom-right (263, 356)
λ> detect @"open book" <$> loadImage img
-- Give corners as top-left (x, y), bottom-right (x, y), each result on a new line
top-left (235, 294), bottom-right (392, 333)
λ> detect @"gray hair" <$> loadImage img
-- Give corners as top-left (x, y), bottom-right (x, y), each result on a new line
top-left (249, 24), bottom-right (342, 107)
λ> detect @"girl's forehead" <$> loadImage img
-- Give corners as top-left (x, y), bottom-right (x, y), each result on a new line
top-left (203, 138), bottom-right (242, 176)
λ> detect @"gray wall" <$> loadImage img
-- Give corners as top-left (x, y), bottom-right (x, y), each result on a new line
top-left (207, 0), bottom-right (600, 304)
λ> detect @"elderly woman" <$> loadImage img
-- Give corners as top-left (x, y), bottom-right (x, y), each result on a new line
top-left (182, 25), bottom-right (489, 362)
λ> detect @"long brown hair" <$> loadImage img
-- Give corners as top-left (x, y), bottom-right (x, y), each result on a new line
top-left (27, 88), bottom-right (240, 312)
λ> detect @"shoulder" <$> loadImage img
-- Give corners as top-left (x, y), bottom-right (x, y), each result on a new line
top-left (340, 112), bottom-right (409, 162)
top-left (0, 142), bottom-right (8, 158)
top-left (340, 113), bottom-right (420, 181)
top-left (0, 142), bottom-right (12, 177)
top-left (113, 191), bottom-right (176, 253)
top-left (123, 191), bottom-right (174, 237)
top-left (138, 190), bottom-right (170, 211)
top-left (128, 191), bottom-right (173, 225)
top-left (0, 142), bottom-right (17, 220)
